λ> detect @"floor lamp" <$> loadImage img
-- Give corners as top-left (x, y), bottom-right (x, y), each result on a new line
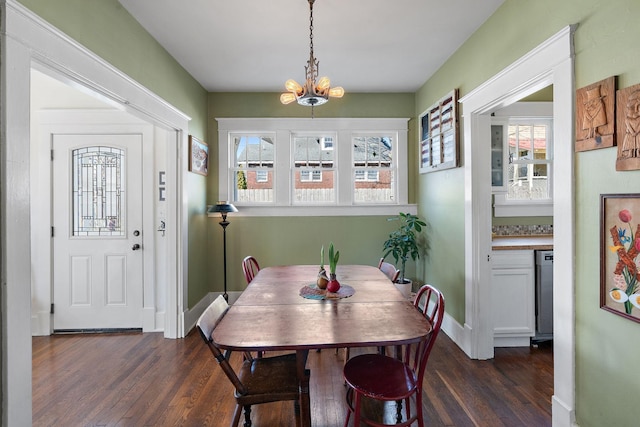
top-left (207, 201), bottom-right (238, 302)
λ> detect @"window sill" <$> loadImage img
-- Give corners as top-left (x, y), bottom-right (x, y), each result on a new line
top-left (207, 204), bottom-right (418, 217)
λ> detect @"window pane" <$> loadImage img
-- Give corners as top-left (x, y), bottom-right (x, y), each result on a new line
top-left (354, 168), bottom-right (394, 203)
top-left (234, 169), bottom-right (273, 202)
top-left (506, 164), bottom-right (549, 199)
top-left (72, 146), bottom-right (124, 236)
top-left (353, 136), bottom-right (392, 167)
top-left (294, 169), bottom-right (335, 203)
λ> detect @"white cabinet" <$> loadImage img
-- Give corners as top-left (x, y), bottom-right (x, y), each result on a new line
top-left (491, 250), bottom-right (535, 347)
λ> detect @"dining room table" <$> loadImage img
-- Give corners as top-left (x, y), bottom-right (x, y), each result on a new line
top-left (211, 264), bottom-right (433, 427)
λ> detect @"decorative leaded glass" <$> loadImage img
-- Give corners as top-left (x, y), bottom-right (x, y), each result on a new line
top-left (72, 146), bottom-right (125, 236)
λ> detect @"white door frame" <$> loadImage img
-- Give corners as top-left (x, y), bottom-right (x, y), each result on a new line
top-left (1, 1), bottom-right (190, 424)
top-left (459, 26), bottom-right (576, 426)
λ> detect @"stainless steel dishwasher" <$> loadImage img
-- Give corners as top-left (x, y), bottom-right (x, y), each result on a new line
top-left (534, 250), bottom-right (554, 342)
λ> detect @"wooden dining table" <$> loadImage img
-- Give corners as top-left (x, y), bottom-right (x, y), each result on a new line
top-left (212, 264), bottom-right (432, 427)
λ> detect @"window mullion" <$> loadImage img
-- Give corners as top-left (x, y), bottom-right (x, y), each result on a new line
top-left (275, 129), bottom-right (290, 205)
top-left (337, 129), bottom-right (351, 205)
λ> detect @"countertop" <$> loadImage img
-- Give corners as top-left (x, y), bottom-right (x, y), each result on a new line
top-left (491, 235), bottom-right (553, 251)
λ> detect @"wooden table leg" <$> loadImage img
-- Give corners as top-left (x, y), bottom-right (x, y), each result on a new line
top-left (296, 349), bottom-right (311, 427)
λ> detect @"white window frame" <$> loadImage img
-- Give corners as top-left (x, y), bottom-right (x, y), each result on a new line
top-left (217, 118), bottom-right (412, 216)
top-left (491, 102), bottom-right (553, 217)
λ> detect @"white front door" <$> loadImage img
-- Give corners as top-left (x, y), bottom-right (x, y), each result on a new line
top-left (52, 133), bottom-right (144, 330)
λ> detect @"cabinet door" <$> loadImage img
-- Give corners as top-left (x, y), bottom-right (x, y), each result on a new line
top-left (491, 267), bottom-right (535, 338)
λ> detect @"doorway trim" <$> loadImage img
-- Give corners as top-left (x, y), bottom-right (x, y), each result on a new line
top-left (459, 25), bottom-right (576, 426)
top-left (1, 0), bottom-right (190, 424)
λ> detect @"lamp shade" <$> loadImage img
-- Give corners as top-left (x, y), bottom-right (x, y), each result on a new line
top-left (207, 201), bottom-right (238, 217)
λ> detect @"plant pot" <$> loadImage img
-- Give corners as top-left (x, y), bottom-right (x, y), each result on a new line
top-left (394, 279), bottom-right (412, 299)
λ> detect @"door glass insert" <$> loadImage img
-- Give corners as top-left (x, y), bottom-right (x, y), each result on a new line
top-left (72, 146), bottom-right (125, 236)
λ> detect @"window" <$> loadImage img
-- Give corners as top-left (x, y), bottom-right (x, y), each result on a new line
top-left (293, 134), bottom-right (335, 203)
top-left (355, 170), bottom-right (379, 181)
top-left (231, 134), bottom-right (274, 203)
top-left (300, 170), bottom-right (322, 182)
top-left (490, 102), bottom-right (553, 217)
top-left (353, 135), bottom-right (394, 203)
top-left (255, 170), bottom-right (269, 182)
top-left (217, 118), bottom-right (409, 214)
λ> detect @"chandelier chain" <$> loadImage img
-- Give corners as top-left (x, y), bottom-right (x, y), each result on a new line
top-left (308, 0), bottom-right (314, 59)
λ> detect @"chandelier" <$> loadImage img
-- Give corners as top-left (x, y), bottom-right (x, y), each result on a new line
top-left (279, 0), bottom-right (344, 114)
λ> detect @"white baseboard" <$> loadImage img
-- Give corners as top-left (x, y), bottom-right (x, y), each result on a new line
top-left (440, 311), bottom-right (473, 358)
top-left (552, 395), bottom-right (578, 427)
top-left (31, 311), bottom-right (51, 336)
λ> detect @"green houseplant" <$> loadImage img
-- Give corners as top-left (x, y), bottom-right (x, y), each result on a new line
top-left (382, 212), bottom-right (426, 284)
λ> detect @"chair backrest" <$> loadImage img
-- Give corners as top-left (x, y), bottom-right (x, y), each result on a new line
top-left (196, 295), bottom-right (248, 394)
top-left (242, 256), bottom-right (260, 284)
top-left (406, 284), bottom-right (445, 386)
top-left (377, 258), bottom-right (400, 283)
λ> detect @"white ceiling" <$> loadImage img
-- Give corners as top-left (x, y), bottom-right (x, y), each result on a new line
top-left (118, 0), bottom-right (505, 93)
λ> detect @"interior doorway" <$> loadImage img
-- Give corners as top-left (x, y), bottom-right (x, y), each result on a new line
top-left (460, 25), bottom-right (576, 425)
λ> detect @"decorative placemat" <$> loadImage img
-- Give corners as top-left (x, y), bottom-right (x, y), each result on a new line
top-left (300, 283), bottom-right (355, 300)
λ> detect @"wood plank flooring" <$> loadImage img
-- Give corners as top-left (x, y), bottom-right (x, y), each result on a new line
top-left (32, 331), bottom-right (552, 426)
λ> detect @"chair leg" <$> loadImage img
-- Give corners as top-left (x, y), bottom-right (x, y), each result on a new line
top-left (243, 405), bottom-right (252, 427)
top-left (231, 404), bottom-right (243, 427)
top-left (343, 387), bottom-right (353, 427)
top-left (353, 391), bottom-right (363, 427)
top-left (416, 390), bottom-right (425, 427)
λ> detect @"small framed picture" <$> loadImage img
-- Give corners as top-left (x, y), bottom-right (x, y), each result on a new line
top-left (188, 135), bottom-right (208, 176)
top-left (600, 193), bottom-right (640, 323)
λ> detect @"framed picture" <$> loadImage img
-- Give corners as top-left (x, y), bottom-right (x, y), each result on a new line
top-left (419, 89), bottom-right (459, 174)
top-left (600, 193), bottom-right (640, 323)
top-left (188, 135), bottom-right (209, 176)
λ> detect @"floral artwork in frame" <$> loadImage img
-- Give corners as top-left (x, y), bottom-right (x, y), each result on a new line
top-left (188, 135), bottom-right (209, 176)
top-left (601, 194), bottom-right (640, 323)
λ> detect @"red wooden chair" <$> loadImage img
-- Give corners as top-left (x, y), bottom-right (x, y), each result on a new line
top-left (342, 284), bottom-right (445, 427)
top-left (242, 256), bottom-right (260, 284)
top-left (378, 258), bottom-right (400, 283)
top-left (196, 295), bottom-right (305, 427)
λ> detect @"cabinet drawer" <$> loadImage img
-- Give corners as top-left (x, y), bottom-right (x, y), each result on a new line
top-left (491, 250), bottom-right (533, 269)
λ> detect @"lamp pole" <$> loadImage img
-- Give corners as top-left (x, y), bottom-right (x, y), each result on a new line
top-left (208, 201), bottom-right (238, 303)
top-left (219, 212), bottom-right (230, 302)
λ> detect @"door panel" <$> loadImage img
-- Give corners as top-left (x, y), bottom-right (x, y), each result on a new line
top-left (53, 133), bottom-right (143, 330)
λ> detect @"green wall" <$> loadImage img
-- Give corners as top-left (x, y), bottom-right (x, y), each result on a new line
top-left (17, 0), bottom-right (213, 307)
top-left (207, 93), bottom-right (419, 298)
top-left (417, 0), bottom-right (640, 425)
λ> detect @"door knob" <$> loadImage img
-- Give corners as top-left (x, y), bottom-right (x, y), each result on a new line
top-left (132, 243), bottom-right (141, 250)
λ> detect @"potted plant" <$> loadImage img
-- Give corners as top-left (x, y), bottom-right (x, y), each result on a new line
top-left (317, 245), bottom-right (329, 289)
top-left (382, 212), bottom-right (426, 295)
top-left (326, 242), bottom-right (340, 292)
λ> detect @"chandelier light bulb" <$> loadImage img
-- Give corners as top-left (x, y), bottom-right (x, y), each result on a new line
top-left (280, 92), bottom-right (297, 105)
top-left (285, 79), bottom-right (304, 95)
top-left (329, 87), bottom-right (345, 98)
top-left (316, 76), bottom-right (331, 91)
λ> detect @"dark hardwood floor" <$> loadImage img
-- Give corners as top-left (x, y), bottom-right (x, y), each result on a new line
top-left (33, 330), bottom-right (552, 427)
